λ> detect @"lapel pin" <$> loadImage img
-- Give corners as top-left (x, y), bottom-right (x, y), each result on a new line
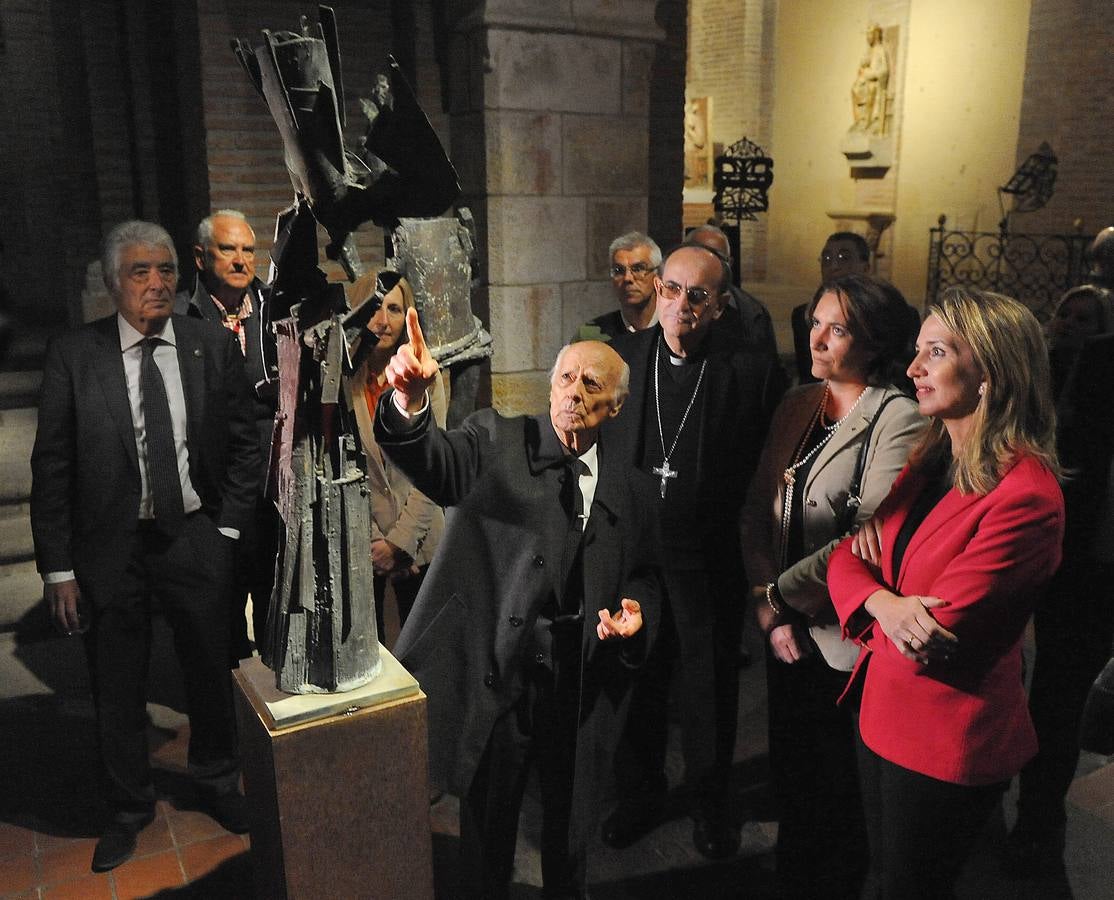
top-left (193, 348), bottom-right (202, 357)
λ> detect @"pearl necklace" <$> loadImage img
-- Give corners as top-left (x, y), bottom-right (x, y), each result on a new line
top-left (778, 382), bottom-right (867, 567)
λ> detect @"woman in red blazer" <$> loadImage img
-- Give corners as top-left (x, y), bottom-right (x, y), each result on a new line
top-left (828, 287), bottom-right (1065, 899)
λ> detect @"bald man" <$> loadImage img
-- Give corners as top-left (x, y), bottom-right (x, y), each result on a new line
top-left (376, 319), bottom-right (662, 900)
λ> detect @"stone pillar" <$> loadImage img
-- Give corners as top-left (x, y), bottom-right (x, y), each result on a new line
top-left (447, 1), bottom-right (664, 415)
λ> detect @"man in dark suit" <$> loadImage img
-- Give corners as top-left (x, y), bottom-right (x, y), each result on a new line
top-left (572, 231), bottom-right (661, 342)
top-left (375, 314), bottom-right (661, 900)
top-left (603, 243), bottom-right (785, 859)
top-left (31, 220), bottom-right (260, 872)
top-left (176, 209), bottom-right (279, 659)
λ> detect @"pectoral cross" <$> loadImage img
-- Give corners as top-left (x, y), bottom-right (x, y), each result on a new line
top-left (652, 458), bottom-right (678, 498)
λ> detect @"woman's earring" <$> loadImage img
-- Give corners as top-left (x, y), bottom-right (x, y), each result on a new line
top-left (978, 383), bottom-right (986, 397)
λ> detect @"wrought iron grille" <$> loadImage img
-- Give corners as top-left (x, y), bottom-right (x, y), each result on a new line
top-left (926, 215), bottom-right (1093, 321)
top-left (713, 137), bottom-right (773, 223)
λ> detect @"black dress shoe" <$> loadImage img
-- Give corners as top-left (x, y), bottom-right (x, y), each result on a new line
top-left (202, 790), bottom-right (251, 834)
top-left (92, 813), bottom-right (154, 872)
top-left (692, 814), bottom-right (740, 860)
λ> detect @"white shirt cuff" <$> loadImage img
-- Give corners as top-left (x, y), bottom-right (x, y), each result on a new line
top-left (218, 527), bottom-right (240, 540)
top-left (392, 390), bottom-right (430, 419)
top-left (44, 571), bottom-right (76, 584)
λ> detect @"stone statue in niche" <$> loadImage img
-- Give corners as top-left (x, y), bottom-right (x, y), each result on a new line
top-left (841, 23), bottom-right (896, 168)
top-left (684, 97), bottom-right (711, 188)
top-left (850, 24), bottom-right (890, 136)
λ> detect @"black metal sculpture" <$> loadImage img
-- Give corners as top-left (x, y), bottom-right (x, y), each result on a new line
top-left (232, 5), bottom-right (459, 693)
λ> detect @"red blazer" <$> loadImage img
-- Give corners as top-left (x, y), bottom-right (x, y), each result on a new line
top-left (829, 455), bottom-right (1064, 785)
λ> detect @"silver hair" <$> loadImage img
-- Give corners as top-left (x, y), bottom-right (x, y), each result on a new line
top-left (196, 209), bottom-right (251, 246)
top-left (608, 231), bottom-right (662, 269)
top-left (101, 220), bottom-right (178, 294)
top-left (550, 344), bottom-right (631, 409)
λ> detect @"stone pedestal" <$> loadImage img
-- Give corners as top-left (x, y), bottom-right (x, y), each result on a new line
top-left (233, 652), bottom-right (433, 900)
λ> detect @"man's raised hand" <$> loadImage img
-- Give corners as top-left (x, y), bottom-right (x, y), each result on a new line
top-left (385, 307), bottom-right (440, 413)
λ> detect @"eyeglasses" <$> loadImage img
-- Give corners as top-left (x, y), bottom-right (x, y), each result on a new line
top-left (610, 262), bottom-right (655, 278)
top-left (656, 278), bottom-right (715, 306)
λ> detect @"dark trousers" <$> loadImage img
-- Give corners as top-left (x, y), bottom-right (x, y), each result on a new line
top-left (619, 567), bottom-right (739, 817)
top-left (83, 513), bottom-right (240, 827)
top-left (1019, 557), bottom-right (1114, 833)
top-left (227, 496), bottom-right (281, 662)
top-left (459, 627), bottom-right (585, 900)
top-left (856, 729), bottom-right (1006, 900)
top-left (766, 646), bottom-right (866, 899)
top-left (373, 565), bottom-right (428, 642)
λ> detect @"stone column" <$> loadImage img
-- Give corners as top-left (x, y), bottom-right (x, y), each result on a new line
top-left (448, 1), bottom-right (664, 414)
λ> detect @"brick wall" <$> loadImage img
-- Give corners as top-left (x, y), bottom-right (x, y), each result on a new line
top-left (1013, 0), bottom-right (1114, 234)
top-left (682, 0), bottom-right (775, 281)
top-left (197, 0), bottom-right (438, 285)
top-left (0, 0), bottom-right (449, 329)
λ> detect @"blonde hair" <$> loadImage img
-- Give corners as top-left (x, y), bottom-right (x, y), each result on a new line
top-left (912, 287), bottom-right (1060, 494)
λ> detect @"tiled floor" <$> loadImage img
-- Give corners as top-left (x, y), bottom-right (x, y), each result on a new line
top-left (2, 617), bottom-right (1113, 898)
top-left (0, 748), bottom-right (252, 900)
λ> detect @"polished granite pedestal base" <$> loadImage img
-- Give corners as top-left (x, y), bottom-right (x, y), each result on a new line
top-left (234, 649), bottom-right (433, 899)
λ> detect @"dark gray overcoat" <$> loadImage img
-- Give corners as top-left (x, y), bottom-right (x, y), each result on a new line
top-left (375, 402), bottom-right (661, 853)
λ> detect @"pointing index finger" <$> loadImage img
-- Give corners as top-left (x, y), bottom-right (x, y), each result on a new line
top-left (406, 307), bottom-right (426, 357)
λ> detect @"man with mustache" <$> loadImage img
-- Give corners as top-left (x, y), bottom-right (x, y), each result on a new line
top-left (603, 243), bottom-right (785, 859)
top-left (176, 209), bottom-right (279, 659)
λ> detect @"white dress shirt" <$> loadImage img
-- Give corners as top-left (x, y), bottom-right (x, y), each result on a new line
top-left (43, 315), bottom-right (233, 586)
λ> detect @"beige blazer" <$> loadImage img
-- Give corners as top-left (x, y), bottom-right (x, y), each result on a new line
top-left (742, 383), bottom-right (926, 670)
top-left (347, 364), bottom-right (447, 568)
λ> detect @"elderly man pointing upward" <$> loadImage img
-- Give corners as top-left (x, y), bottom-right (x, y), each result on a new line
top-left (376, 309), bottom-right (662, 900)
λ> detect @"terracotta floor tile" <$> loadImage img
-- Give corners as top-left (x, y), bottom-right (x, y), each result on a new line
top-left (165, 807), bottom-right (224, 844)
top-left (110, 849), bottom-right (185, 899)
top-left (38, 837), bottom-right (98, 886)
top-left (34, 832), bottom-right (85, 854)
top-left (0, 852), bottom-right (38, 894)
top-left (0, 891), bottom-right (38, 900)
top-left (0, 823), bottom-right (35, 861)
top-left (149, 726), bottom-right (190, 769)
top-left (41, 871), bottom-right (114, 900)
top-left (179, 833), bottom-right (248, 880)
top-left (133, 817), bottom-right (174, 858)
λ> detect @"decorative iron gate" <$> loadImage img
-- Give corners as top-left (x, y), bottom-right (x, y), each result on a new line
top-left (925, 215), bottom-right (1093, 320)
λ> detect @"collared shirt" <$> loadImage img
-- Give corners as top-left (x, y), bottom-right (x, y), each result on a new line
top-left (117, 314), bottom-right (204, 521)
top-left (621, 306), bottom-right (659, 333)
top-left (575, 441), bottom-right (599, 528)
top-left (209, 290), bottom-right (253, 356)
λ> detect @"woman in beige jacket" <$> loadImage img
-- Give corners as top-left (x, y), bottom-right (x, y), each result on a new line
top-left (346, 274), bottom-right (446, 640)
top-left (741, 275), bottom-right (924, 899)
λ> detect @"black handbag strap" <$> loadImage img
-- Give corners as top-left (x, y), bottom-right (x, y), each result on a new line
top-left (845, 393), bottom-right (913, 517)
